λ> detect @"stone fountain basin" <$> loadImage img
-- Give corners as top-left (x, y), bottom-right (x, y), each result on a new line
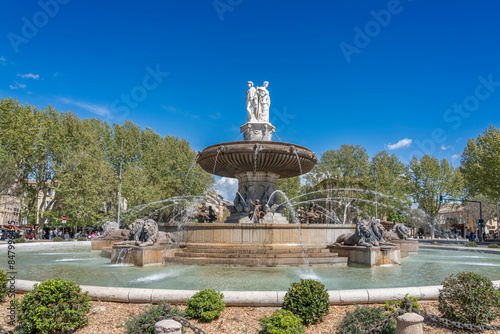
top-left (197, 141), bottom-right (318, 178)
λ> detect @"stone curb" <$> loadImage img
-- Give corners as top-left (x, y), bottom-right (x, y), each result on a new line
top-left (420, 244), bottom-right (500, 254)
top-left (0, 241), bottom-right (91, 248)
top-left (17, 279), bottom-right (500, 306)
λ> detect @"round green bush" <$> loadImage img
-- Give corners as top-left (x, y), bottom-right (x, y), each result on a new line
top-left (125, 301), bottom-right (188, 334)
top-left (77, 237), bottom-right (88, 241)
top-left (282, 279), bottom-right (329, 325)
top-left (185, 288), bottom-right (225, 322)
top-left (52, 236), bottom-right (64, 242)
top-left (260, 309), bottom-right (306, 334)
top-left (338, 305), bottom-right (395, 334)
top-left (488, 243), bottom-right (500, 248)
top-left (438, 272), bottom-right (500, 325)
top-left (465, 241), bottom-right (478, 247)
top-left (0, 269), bottom-right (7, 301)
top-left (17, 277), bottom-right (92, 333)
top-left (13, 238), bottom-right (26, 243)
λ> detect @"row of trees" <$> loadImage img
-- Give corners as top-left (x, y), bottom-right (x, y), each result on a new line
top-left (276, 125), bottom-right (500, 233)
top-left (0, 97), bottom-right (214, 228)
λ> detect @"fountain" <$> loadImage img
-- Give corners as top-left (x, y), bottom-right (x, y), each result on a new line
top-left (160, 81), bottom-right (355, 267)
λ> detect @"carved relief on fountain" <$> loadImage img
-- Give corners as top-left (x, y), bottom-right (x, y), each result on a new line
top-left (229, 171), bottom-right (281, 215)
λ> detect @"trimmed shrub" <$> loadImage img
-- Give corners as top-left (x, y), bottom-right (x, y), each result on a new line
top-left (465, 241), bottom-right (478, 247)
top-left (282, 279), bottom-right (329, 325)
top-left (260, 309), bottom-right (306, 334)
top-left (77, 237), bottom-right (88, 241)
top-left (0, 269), bottom-right (7, 301)
top-left (125, 301), bottom-right (188, 334)
top-left (17, 277), bottom-right (92, 333)
top-left (438, 272), bottom-right (500, 325)
top-left (488, 243), bottom-right (500, 248)
top-left (338, 305), bottom-right (395, 334)
top-left (185, 289), bottom-right (225, 322)
top-left (384, 294), bottom-right (419, 314)
top-left (52, 236), bottom-right (64, 242)
top-left (13, 238), bottom-right (26, 243)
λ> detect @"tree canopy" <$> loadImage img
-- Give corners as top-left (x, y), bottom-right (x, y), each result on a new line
top-left (0, 97), bottom-right (214, 227)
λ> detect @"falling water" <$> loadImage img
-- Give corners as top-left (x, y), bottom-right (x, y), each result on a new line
top-left (267, 190), bottom-right (299, 224)
top-left (184, 153), bottom-right (200, 184)
top-left (254, 144), bottom-right (260, 172)
top-left (213, 148), bottom-right (222, 175)
top-left (116, 248), bottom-right (131, 264)
top-left (236, 191), bottom-right (247, 207)
top-left (292, 146), bottom-right (303, 175)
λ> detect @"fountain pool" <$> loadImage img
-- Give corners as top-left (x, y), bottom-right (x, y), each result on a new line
top-left (4, 242), bottom-right (500, 291)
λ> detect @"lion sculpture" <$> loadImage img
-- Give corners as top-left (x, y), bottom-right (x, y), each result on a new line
top-left (98, 221), bottom-right (129, 240)
top-left (335, 221), bottom-right (375, 248)
top-left (370, 220), bottom-right (396, 246)
top-left (115, 219), bottom-right (177, 248)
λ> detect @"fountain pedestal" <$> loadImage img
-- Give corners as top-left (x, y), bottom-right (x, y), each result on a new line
top-left (111, 245), bottom-right (182, 266)
top-left (392, 239), bottom-right (419, 257)
top-left (328, 245), bottom-right (401, 267)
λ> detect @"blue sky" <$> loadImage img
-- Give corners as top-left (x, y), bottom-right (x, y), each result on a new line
top-left (1, 0), bottom-right (498, 171)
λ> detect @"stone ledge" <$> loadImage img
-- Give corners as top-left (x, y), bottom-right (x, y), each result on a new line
top-left (17, 279), bottom-right (495, 306)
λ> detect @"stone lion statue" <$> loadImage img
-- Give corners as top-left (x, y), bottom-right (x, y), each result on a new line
top-left (98, 221), bottom-right (129, 240)
top-left (383, 224), bottom-right (410, 241)
top-left (115, 219), bottom-right (176, 248)
top-left (335, 221), bottom-right (375, 248)
top-left (393, 224), bottom-right (409, 240)
top-left (370, 220), bottom-right (396, 246)
top-left (100, 221), bottom-right (119, 237)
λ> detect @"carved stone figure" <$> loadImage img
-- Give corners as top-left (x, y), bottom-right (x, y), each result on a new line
top-left (207, 205), bottom-right (217, 223)
top-left (115, 219), bottom-right (176, 247)
top-left (195, 203), bottom-right (210, 223)
top-left (306, 202), bottom-right (322, 224)
top-left (256, 81), bottom-right (270, 122)
top-left (370, 220), bottom-right (396, 246)
top-left (393, 224), bottom-right (409, 240)
top-left (335, 221), bottom-right (374, 248)
top-left (248, 199), bottom-right (266, 222)
top-left (297, 207), bottom-right (307, 224)
top-left (246, 81), bottom-right (258, 121)
top-left (383, 224), bottom-right (410, 241)
top-left (99, 221), bottom-right (119, 238)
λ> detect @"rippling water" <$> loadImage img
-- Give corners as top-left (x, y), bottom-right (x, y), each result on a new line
top-left (3, 244), bottom-right (500, 291)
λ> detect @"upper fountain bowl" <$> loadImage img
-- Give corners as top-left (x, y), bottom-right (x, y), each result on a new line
top-left (197, 141), bottom-right (318, 178)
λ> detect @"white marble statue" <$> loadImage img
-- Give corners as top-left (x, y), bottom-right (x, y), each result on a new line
top-left (246, 81), bottom-right (258, 121)
top-left (256, 81), bottom-right (270, 122)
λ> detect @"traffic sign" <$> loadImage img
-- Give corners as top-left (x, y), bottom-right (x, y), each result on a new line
top-left (62, 216), bottom-right (67, 224)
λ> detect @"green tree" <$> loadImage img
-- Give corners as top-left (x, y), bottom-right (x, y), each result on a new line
top-left (407, 155), bottom-right (463, 237)
top-left (306, 144), bottom-right (371, 222)
top-left (461, 125), bottom-right (500, 201)
top-left (276, 176), bottom-right (302, 202)
top-left (368, 151), bottom-right (410, 218)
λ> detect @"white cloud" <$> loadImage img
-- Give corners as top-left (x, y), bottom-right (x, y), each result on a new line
top-left (17, 73), bottom-right (40, 80)
top-left (0, 57), bottom-right (6, 65)
top-left (59, 97), bottom-right (112, 118)
top-left (386, 138), bottom-right (412, 150)
top-left (215, 177), bottom-right (238, 202)
top-left (9, 81), bottom-right (27, 90)
top-left (440, 145), bottom-right (453, 151)
top-left (451, 154), bottom-right (460, 161)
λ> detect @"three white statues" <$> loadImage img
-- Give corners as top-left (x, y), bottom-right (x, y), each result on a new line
top-left (246, 81), bottom-right (270, 123)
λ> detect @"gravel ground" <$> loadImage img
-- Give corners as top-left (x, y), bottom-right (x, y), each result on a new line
top-left (1, 296), bottom-right (500, 333)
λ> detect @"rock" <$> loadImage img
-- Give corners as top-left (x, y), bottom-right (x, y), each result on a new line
top-left (155, 319), bottom-right (182, 334)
